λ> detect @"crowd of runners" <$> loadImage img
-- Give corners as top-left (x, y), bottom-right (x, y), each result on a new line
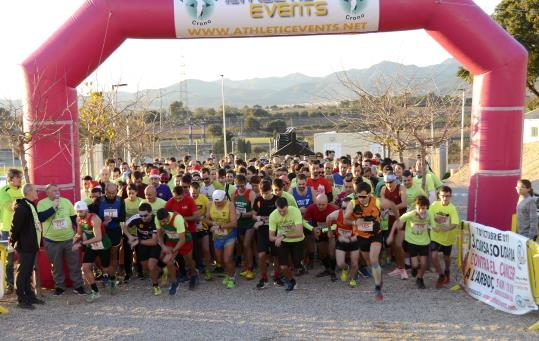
top-left (2, 150), bottom-right (466, 308)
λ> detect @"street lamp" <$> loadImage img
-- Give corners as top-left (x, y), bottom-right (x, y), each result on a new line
top-left (220, 75), bottom-right (227, 156)
top-left (459, 88), bottom-right (466, 168)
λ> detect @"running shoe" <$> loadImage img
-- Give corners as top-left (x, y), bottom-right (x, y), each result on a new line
top-left (400, 268), bottom-right (408, 280)
top-left (73, 287), bottom-right (86, 296)
top-left (374, 288), bottom-right (384, 301)
top-left (225, 278), bottom-right (236, 289)
top-left (349, 279), bottom-right (357, 288)
top-left (316, 269), bottom-right (330, 278)
top-left (358, 266), bottom-right (371, 278)
top-left (256, 279), bottom-right (269, 290)
top-left (387, 268), bottom-right (401, 277)
top-left (436, 275), bottom-right (445, 289)
top-left (169, 282), bottom-right (179, 296)
top-left (274, 276), bottom-right (285, 287)
top-left (240, 270), bottom-right (249, 278)
top-left (330, 272), bottom-right (338, 282)
top-left (52, 288), bottom-right (65, 296)
top-left (203, 270), bottom-right (213, 281)
top-left (416, 278), bottom-right (426, 289)
top-left (340, 267), bottom-right (349, 282)
top-left (85, 290), bottom-right (101, 303)
top-left (244, 271), bottom-right (255, 280)
top-left (189, 275), bottom-right (198, 290)
top-left (285, 278), bottom-right (296, 292)
top-left (110, 279), bottom-right (119, 295)
top-left (443, 271), bottom-right (451, 285)
top-left (153, 286), bottom-right (162, 296)
top-left (102, 275), bottom-right (109, 287)
top-left (222, 276), bottom-right (230, 285)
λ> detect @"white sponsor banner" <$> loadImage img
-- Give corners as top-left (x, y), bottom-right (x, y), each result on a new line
top-left (461, 222), bottom-right (538, 315)
top-left (174, 0), bottom-right (380, 38)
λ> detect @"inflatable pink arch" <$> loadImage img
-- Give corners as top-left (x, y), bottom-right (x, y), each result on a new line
top-left (22, 0), bottom-right (527, 230)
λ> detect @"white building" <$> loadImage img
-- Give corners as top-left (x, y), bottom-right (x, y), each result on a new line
top-left (313, 131), bottom-right (383, 158)
top-left (523, 109), bottom-right (539, 144)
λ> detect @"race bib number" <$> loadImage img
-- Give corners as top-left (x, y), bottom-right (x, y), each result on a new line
top-left (214, 228), bottom-right (228, 236)
top-left (280, 223), bottom-right (294, 236)
top-left (435, 213), bottom-right (450, 226)
top-left (165, 230), bottom-right (179, 240)
top-left (412, 223), bottom-right (429, 234)
top-left (357, 221), bottom-right (374, 232)
top-left (338, 228), bottom-right (352, 239)
top-left (236, 207), bottom-right (247, 215)
top-left (90, 241), bottom-right (104, 250)
top-left (318, 223), bottom-right (328, 232)
top-left (104, 209), bottom-right (118, 218)
top-left (317, 185), bottom-right (325, 195)
top-left (52, 218), bottom-right (67, 230)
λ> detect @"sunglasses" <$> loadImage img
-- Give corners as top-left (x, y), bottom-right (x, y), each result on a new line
top-left (357, 195), bottom-right (368, 199)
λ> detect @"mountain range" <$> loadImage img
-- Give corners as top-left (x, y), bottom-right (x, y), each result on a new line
top-left (1, 59), bottom-right (467, 110)
top-left (115, 58), bottom-right (467, 109)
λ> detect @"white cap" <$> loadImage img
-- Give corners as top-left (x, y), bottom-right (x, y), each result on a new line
top-left (384, 173), bottom-right (397, 182)
top-left (212, 190), bottom-right (226, 202)
top-left (74, 201), bottom-right (88, 211)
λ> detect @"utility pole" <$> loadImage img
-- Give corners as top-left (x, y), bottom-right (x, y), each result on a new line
top-left (220, 75), bottom-right (227, 156)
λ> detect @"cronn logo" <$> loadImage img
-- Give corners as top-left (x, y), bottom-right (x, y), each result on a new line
top-left (340, 0), bottom-right (368, 15)
top-left (181, 0), bottom-right (216, 20)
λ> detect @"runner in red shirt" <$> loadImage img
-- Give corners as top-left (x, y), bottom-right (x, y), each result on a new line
top-left (304, 194), bottom-right (338, 281)
top-left (164, 186), bottom-right (201, 271)
top-left (307, 162), bottom-right (333, 202)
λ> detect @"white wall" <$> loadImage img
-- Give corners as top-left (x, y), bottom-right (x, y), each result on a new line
top-left (523, 119), bottom-right (539, 144)
top-left (314, 132), bottom-right (383, 158)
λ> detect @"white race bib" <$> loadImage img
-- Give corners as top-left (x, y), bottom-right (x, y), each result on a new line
top-left (412, 223), bottom-right (429, 234)
top-left (435, 213), bottom-right (450, 226)
top-left (338, 228), bottom-right (352, 239)
top-left (165, 231), bottom-right (179, 239)
top-left (104, 209), bottom-right (118, 218)
top-left (90, 241), bottom-right (104, 250)
top-left (52, 218), bottom-right (67, 230)
top-left (357, 221), bottom-right (374, 232)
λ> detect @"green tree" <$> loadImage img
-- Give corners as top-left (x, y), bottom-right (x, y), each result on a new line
top-left (244, 116), bottom-right (261, 131)
top-left (266, 119), bottom-right (287, 134)
top-left (212, 132), bottom-right (234, 155)
top-left (457, 0), bottom-right (539, 104)
top-left (208, 124), bottom-right (223, 137)
top-left (169, 101), bottom-right (189, 120)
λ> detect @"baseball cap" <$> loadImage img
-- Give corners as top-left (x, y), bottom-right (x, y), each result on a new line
top-left (74, 201), bottom-right (88, 211)
top-left (384, 173), bottom-right (397, 182)
top-left (212, 190), bottom-right (226, 202)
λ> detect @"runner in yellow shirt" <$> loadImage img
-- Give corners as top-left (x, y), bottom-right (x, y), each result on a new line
top-left (429, 185), bottom-right (460, 288)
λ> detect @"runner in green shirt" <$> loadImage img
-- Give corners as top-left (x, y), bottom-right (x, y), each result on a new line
top-left (429, 185), bottom-right (460, 288)
top-left (392, 195), bottom-right (433, 289)
top-left (402, 170), bottom-right (427, 210)
top-left (269, 197), bottom-right (304, 292)
top-left (0, 169), bottom-right (23, 291)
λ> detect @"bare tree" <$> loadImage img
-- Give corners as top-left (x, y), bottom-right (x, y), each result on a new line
top-left (334, 72), bottom-right (461, 190)
top-left (0, 95), bottom-right (70, 183)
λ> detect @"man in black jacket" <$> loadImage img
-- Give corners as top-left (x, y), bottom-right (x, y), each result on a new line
top-left (9, 183), bottom-right (45, 309)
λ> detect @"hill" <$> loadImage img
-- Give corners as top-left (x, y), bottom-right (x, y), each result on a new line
top-left (115, 59), bottom-right (466, 109)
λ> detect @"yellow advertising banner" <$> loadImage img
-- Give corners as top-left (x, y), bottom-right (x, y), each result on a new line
top-left (174, 0), bottom-right (380, 38)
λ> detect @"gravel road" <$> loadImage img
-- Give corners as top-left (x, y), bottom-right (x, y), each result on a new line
top-left (2, 262), bottom-right (538, 340)
top-left (2, 185), bottom-right (538, 340)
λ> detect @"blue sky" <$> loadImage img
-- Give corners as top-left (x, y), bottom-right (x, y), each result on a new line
top-left (0, 0), bottom-right (501, 98)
